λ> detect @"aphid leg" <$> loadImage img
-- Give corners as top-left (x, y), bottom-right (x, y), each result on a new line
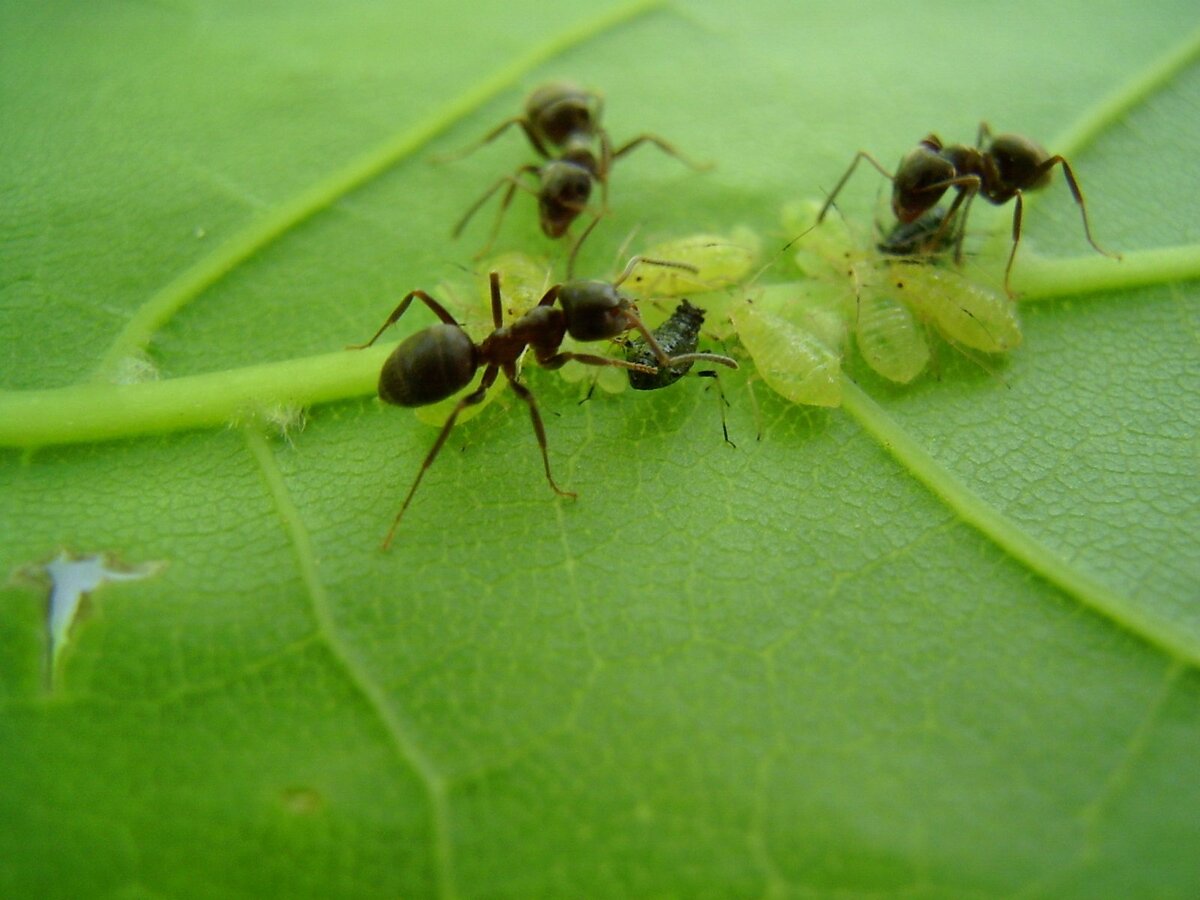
top-left (451, 165), bottom-right (540, 254)
top-left (1034, 155), bottom-right (1121, 261)
top-left (695, 370), bottom-right (735, 448)
top-left (975, 121), bottom-right (994, 148)
top-left (611, 133), bottom-right (712, 171)
top-left (503, 364), bottom-right (577, 501)
top-left (578, 371), bottom-right (602, 405)
top-left (381, 366), bottom-right (500, 550)
top-left (432, 118), bottom-right (550, 163)
top-left (744, 378), bottom-right (763, 442)
top-left (346, 291), bottom-right (458, 349)
top-left (817, 151), bottom-right (895, 223)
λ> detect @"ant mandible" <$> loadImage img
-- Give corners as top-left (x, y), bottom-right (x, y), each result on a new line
top-left (349, 260), bottom-right (738, 549)
top-left (444, 82), bottom-right (708, 257)
top-left (817, 123), bottom-right (1119, 293)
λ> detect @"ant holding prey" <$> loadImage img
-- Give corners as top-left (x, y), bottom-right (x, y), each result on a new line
top-left (350, 257), bottom-right (738, 549)
top-left (444, 82), bottom-right (709, 257)
top-left (818, 123), bottom-right (1119, 293)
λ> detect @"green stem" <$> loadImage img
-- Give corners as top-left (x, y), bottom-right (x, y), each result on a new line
top-left (839, 377), bottom-right (1200, 667)
top-left (91, 0), bottom-right (667, 383)
top-left (982, 24), bottom-right (1200, 259)
top-left (1015, 243), bottom-right (1200, 300)
top-left (2, 346), bottom-right (390, 449)
top-left (10, 238), bottom-right (1198, 450)
top-left (1051, 23), bottom-right (1200, 157)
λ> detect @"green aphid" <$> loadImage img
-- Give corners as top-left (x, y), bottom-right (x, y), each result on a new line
top-left (730, 284), bottom-right (846, 408)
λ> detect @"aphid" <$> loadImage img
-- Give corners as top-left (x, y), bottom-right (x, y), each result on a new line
top-left (624, 299), bottom-right (736, 444)
top-left (623, 227), bottom-right (763, 297)
top-left (786, 199), bottom-right (1019, 386)
top-left (817, 123), bottom-right (1119, 293)
top-left (349, 264), bottom-right (736, 548)
top-left (447, 82), bottom-right (708, 256)
top-left (729, 284), bottom-right (847, 408)
top-left (876, 206), bottom-right (955, 258)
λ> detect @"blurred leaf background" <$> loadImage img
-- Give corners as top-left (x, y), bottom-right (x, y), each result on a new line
top-left (2, 1), bottom-right (1198, 896)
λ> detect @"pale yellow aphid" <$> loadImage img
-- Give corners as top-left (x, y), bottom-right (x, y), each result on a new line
top-left (623, 227), bottom-right (763, 296)
top-left (888, 265), bottom-right (1021, 353)
top-left (729, 283), bottom-right (846, 407)
top-left (853, 286), bottom-right (929, 384)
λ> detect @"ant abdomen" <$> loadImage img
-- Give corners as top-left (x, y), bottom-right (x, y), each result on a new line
top-left (525, 82), bottom-right (599, 147)
top-left (378, 324), bottom-right (477, 407)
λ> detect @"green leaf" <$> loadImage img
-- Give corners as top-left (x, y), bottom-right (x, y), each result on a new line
top-left (3, 1), bottom-right (1198, 896)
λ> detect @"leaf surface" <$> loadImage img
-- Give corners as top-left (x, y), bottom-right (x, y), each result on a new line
top-left (2, 1), bottom-right (1199, 896)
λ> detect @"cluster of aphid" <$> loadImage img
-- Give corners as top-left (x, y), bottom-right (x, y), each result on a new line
top-left (350, 82), bottom-right (1116, 548)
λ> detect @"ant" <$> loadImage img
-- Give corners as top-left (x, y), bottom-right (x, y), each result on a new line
top-left (444, 81), bottom-right (708, 256)
top-left (349, 261), bottom-right (738, 549)
top-left (625, 299), bottom-right (735, 446)
top-left (817, 123), bottom-right (1119, 293)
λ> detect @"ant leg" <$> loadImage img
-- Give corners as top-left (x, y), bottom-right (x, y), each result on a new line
top-left (381, 365), bottom-right (500, 550)
top-left (817, 151), bottom-right (895, 223)
top-left (538, 349), bottom-right (657, 376)
top-left (611, 133), bottom-right (711, 171)
top-left (432, 118), bottom-right (550, 163)
top-left (347, 291), bottom-right (458, 349)
top-left (503, 366), bottom-right (577, 501)
top-left (487, 271), bottom-right (504, 328)
top-left (451, 165), bottom-right (539, 248)
top-left (598, 130), bottom-right (614, 211)
top-left (621, 309), bottom-right (739, 371)
top-left (535, 283), bottom-right (562, 308)
top-left (695, 370), bottom-right (735, 448)
top-left (916, 176), bottom-right (980, 264)
top-left (566, 213), bottom-right (606, 281)
top-left (1037, 155), bottom-right (1121, 260)
top-left (1002, 191), bottom-right (1026, 296)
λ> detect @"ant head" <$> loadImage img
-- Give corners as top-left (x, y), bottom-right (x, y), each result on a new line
top-left (986, 133), bottom-right (1052, 192)
top-left (527, 82), bottom-right (600, 146)
top-left (892, 144), bottom-right (955, 223)
top-left (539, 161), bottom-right (593, 237)
top-left (556, 279), bottom-right (636, 341)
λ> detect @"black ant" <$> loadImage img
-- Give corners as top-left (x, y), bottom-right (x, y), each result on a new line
top-left (444, 82), bottom-right (708, 256)
top-left (817, 123), bottom-right (1119, 293)
top-left (625, 299), bottom-right (735, 446)
top-left (349, 261), bottom-right (738, 549)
